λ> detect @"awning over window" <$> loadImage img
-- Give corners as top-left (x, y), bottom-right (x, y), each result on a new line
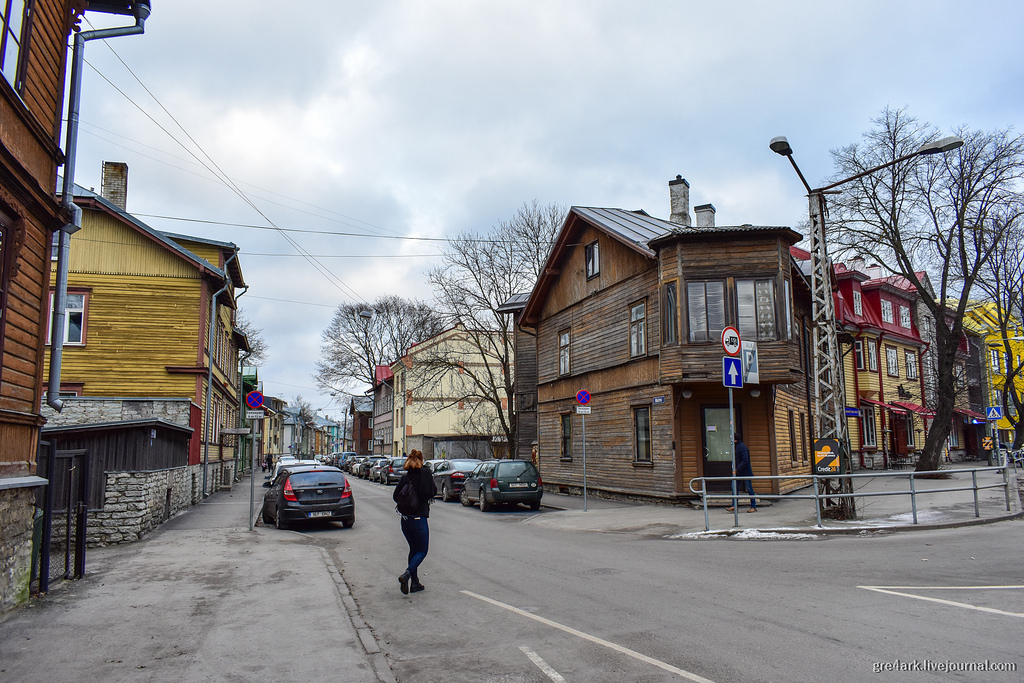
top-left (891, 401), bottom-right (935, 417)
top-left (953, 407), bottom-right (986, 420)
top-left (859, 397), bottom-right (906, 414)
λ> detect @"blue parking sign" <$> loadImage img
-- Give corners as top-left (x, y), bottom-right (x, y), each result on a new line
top-left (723, 356), bottom-right (743, 388)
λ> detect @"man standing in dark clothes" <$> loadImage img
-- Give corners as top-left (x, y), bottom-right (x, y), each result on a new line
top-left (394, 449), bottom-right (437, 594)
top-left (726, 433), bottom-right (757, 513)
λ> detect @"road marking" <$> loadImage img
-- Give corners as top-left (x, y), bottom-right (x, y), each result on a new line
top-left (462, 590), bottom-right (716, 682)
top-left (858, 585), bottom-right (1024, 618)
top-left (519, 646), bottom-right (566, 682)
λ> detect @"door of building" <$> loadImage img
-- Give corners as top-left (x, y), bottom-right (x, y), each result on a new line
top-left (701, 406), bottom-right (741, 490)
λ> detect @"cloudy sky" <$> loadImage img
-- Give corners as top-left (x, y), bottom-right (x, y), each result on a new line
top-left (72, 1), bottom-right (1024, 421)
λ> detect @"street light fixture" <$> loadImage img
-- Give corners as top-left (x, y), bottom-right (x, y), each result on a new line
top-left (770, 133), bottom-right (964, 518)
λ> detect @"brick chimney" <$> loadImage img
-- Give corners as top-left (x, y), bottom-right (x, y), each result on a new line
top-left (694, 203), bottom-right (716, 228)
top-left (101, 161), bottom-right (128, 210)
top-left (669, 175), bottom-right (691, 226)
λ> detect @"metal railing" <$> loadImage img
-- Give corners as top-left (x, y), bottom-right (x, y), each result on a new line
top-left (688, 462), bottom-right (1016, 532)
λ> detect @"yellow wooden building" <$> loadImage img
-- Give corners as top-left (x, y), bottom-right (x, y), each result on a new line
top-left (965, 302), bottom-right (1024, 446)
top-left (43, 174), bottom-right (247, 492)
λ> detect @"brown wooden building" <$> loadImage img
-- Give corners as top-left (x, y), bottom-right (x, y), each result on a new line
top-left (518, 179), bottom-right (815, 502)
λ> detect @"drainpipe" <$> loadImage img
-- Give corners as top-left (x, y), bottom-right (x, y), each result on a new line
top-left (49, 3), bottom-right (151, 411)
top-left (202, 249), bottom-right (238, 497)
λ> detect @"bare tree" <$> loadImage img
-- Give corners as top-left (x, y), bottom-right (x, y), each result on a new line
top-left (423, 201), bottom-right (564, 456)
top-left (315, 295), bottom-right (446, 392)
top-left (977, 216), bottom-right (1024, 448)
top-left (236, 310), bottom-right (269, 366)
top-left (829, 107), bottom-right (1024, 470)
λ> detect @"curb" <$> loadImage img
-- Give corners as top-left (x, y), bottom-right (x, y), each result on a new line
top-left (689, 509), bottom-right (1024, 537)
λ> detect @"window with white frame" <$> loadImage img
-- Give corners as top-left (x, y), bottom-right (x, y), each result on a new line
top-left (855, 340), bottom-right (864, 370)
top-left (991, 349), bottom-right (1002, 373)
top-left (48, 291), bottom-right (87, 345)
top-left (905, 350), bottom-right (918, 379)
top-left (862, 407), bottom-right (877, 446)
top-left (559, 330), bottom-right (570, 375)
top-left (736, 278), bottom-right (776, 341)
top-left (866, 339), bottom-right (878, 372)
top-left (907, 420), bottom-right (916, 448)
top-left (886, 346), bottom-right (899, 377)
top-left (881, 300), bottom-right (894, 323)
top-left (629, 301), bottom-right (646, 357)
top-left (1, 0), bottom-right (28, 90)
top-left (899, 305), bottom-right (911, 328)
top-left (784, 279), bottom-right (793, 340)
top-left (852, 290), bottom-right (862, 316)
top-left (585, 240), bottom-right (599, 279)
top-left (634, 406), bottom-right (651, 463)
top-left (686, 280), bottom-right (726, 342)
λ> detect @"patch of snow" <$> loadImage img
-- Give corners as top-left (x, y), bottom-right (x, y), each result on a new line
top-left (670, 529), bottom-right (821, 540)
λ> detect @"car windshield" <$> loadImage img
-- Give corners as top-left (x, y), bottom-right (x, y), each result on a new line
top-left (496, 461), bottom-right (536, 478)
top-left (289, 471), bottom-right (346, 487)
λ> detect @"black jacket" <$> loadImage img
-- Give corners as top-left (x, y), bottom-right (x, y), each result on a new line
top-left (394, 467), bottom-right (437, 517)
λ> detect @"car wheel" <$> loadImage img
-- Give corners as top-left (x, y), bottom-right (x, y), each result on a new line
top-left (529, 500), bottom-right (541, 511)
top-left (442, 483), bottom-right (451, 502)
top-left (460, 487), bottom-right (472, 506)
top-left (479, 489), bottom-right (491, 512)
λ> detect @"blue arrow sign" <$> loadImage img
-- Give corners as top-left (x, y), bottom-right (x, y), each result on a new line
top-left (723, 356), bottom-right (743, 388)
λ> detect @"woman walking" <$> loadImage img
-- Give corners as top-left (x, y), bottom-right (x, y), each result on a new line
top-left (394, 449), bottom-right (437, 594)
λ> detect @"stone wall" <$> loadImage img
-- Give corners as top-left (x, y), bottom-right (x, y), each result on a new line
top-left (0, 487), bottom-right (37, 613)
top-left (41, 397), bottom-right (193, 429)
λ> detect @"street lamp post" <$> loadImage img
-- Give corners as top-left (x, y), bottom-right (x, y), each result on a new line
top-left (770, 134), bottom-right (963, 518)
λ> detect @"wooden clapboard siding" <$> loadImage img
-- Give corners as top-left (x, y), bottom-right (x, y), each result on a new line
top-left (773, 382), bottom-right (814, 492)
top-left (43, 272), bottom-right (203, 396)
top-left (20, 0), bottom-right (72, 139)
top-left (167, 238), bottom-right (222, 270)
top-left (65, 212), bottom-right (204, 279)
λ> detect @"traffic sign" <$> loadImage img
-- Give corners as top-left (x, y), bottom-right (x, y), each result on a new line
top-left (576, 406), bottom-right (591, 414)
top-left (723, 356), bottom-right (743, 388)
top-left (721, 327), bottom-right (741, 356)
top-left (246, 410), bottom-right (265, 420)
top-left (245, 390), bottom-right (264, 409)
top-left (741, 340), bottom-right (759, 384)
top-left (576, 389), bottom-right (591, 405)
top-left (986, 406), bottom-right (1003, 420)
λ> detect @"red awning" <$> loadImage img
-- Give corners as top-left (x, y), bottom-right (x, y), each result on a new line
top-left (859, 397), bottom-right (905, 414)
top-left (953, 408), bottom-right (986, 420)
top-left (891, 401), bottom-right (935, 417)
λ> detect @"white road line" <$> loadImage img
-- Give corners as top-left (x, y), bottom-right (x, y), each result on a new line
top-left (858, 586), bottom-right (1024, 618)
top-left (519, 646), bottom-right (566, 683)
top-left (462, 590), bottom-right (716, 683)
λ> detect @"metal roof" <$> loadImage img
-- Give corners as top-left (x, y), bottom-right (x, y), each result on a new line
top-left (570, 207), bottom-right (677, 256)
top-left (497, 292), bottom-right (531, 314)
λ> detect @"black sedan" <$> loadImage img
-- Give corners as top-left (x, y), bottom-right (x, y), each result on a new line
top-left (431, 458), bottom-right (481, 501)
top-left (262, 465), bottom-right (355, 530)
top-left (460, 459), bottom-right (542, 511)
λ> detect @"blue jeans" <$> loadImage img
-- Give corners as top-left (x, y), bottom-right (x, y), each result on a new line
top-left (732, 479), bottom-right (756, 509)
top-left (401, 516), bottom-right (429, 583)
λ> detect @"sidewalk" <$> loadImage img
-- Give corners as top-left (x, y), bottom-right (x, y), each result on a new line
top-left (0, 476), bottom-right (390, 683)
top-left (532, 466), bottom-right (1023, 538)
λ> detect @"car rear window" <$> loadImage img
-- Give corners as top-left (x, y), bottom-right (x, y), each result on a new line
top-left (289, 472), bottom-right (346, 487)
top-left (496, 461), bottom-right (536, 478)
top-left (451, 460), bottom-right (479, 472)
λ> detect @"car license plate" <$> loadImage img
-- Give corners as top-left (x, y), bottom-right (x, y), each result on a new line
top-left (509, 482), bottom-right (529, 488)
top-left (308, 511), bottom-right (332, 518)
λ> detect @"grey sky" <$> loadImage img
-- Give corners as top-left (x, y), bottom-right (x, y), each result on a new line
top-left (71, 1), bottom-right (1024, 422)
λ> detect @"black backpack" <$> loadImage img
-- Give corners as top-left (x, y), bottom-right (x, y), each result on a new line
top-left (394, 475), bottom-right (421, 516)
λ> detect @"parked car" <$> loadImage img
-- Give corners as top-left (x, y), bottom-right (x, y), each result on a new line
top-left (382, 456), bottom-right (407, 485)
top-left (338, 452), bottom-right (358, 472)
top-left (368, 457), bottom-right (389, 483)
top-left (269, 458), bottom-right (318, 482)
top-left (424, 459), bottom-right (445, 473)
top-left (460, 459), bottom-right (542, 511)
top-left (348, 456), bottom-right (369, 476)
top-left (262, 465), bottom-right (355, 530)
top-left (360, 456), bottom-right (388, 479)
top-left (431, 458), bottom-right (481, 501)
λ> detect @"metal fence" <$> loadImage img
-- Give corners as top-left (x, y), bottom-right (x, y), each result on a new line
top-left (688, 462), bottom-right (1016, 532)
top-left (34, 443), bottom-right (89, 592)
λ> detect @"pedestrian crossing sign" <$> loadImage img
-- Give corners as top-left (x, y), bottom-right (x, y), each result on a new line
top-left (987, 406), bottom-right (1002, 420)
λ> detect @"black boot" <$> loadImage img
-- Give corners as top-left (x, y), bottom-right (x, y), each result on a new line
top-left (410, 582), bottom-right (424, 593)
top-left (399, 571), bottom-right (410, 594)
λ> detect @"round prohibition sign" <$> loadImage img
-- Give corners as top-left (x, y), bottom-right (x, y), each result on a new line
top-left (576, 389), bottom-right (591, 405)
top-left (245, 390), bottom-right (264, 409)
top-left (721, 326), bottom-right (741, 356)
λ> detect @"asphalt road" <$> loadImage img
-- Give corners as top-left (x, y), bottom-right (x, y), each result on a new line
top-left (288, 476), bottom-right (1024, 683)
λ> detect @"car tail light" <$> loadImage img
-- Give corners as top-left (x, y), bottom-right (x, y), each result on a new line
top-left (489, 478), bottom-right (498, 489)
top-left (283, 479), bottom-right (298, 501)
top-left (342, 478), bottom-right (352, 499)
top-left (452, 472), bottom-right (465, 481)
